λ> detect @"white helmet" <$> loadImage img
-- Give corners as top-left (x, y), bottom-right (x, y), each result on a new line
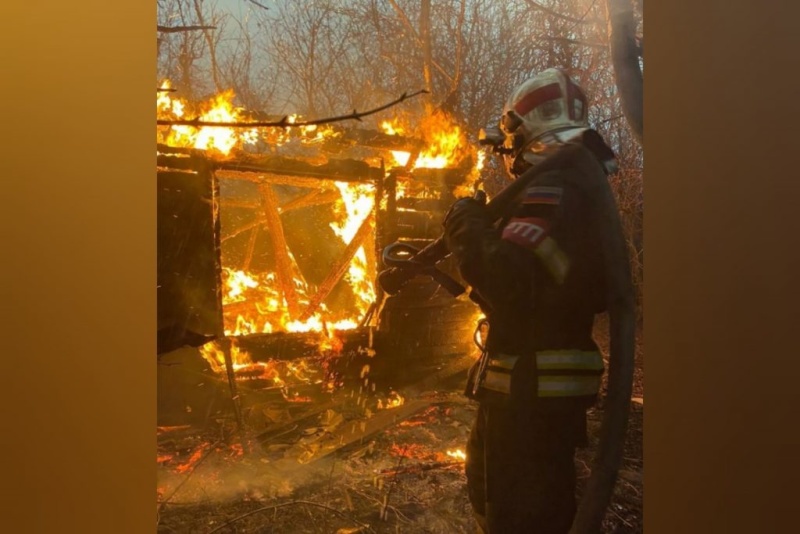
top-left (500, 68), bottom-right (590, 175)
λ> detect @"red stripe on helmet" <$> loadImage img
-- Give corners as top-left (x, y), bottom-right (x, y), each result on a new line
top-left (513, 83), bottom-right (563, 117)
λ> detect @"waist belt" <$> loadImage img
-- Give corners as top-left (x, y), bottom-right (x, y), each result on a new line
top-left (481, 350), bottom-right (604, 398)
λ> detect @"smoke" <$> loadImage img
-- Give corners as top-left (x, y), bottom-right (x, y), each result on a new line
top-left (159, 445), bottom-right (342, 505)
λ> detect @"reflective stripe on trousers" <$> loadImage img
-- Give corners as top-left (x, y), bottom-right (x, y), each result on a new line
top-left (480, 351), bottom-right (604, 397)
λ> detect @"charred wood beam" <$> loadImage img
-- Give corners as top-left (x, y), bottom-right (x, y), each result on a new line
top-left (408, 167), bottom-right (470, 187)
top-left (335, 129), bottom-right (426, 152)
top-left (259, 184), bottom-right (301, 317)
top-left (158, 144), bottom-right (382, 183)
top-left (216, 157), bottom-right (382, 183)
top-left (299, 211), bottom-right (375, 321)
top-left (384, 171), bottom-right (399, 245)
top-left (157, 143), bottom-right (197, 156)
top-left (159, 149), bottom-right (382, 184)
top-left (373, 160), bottom-right (387, 311)
top-left (396, 197), bottom-right (447, 212)
top-left (215, 170), bottom-right (340, 191)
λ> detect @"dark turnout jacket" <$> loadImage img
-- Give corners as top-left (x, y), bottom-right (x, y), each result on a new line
top-left (444, 145), bottom-right (609, 410)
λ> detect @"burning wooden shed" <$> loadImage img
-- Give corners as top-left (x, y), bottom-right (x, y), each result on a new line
top-left (156, 87), bottom-right (485, 437)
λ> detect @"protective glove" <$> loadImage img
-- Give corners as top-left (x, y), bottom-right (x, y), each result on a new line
top-left (442, 191), bottom-right (489, 231)
top-left (443, 193), bottom-right (492, 272)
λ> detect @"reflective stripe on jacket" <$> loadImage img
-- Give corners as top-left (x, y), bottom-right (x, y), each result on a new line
top-left (481, 350), bottom-right (604, 398)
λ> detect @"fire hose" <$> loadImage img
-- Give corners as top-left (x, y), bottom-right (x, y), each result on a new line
top-left (377, 136), bottom-right (635, 534)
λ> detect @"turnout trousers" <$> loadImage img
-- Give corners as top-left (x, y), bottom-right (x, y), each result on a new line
top-left (465, 400), bottom-right (583, 534)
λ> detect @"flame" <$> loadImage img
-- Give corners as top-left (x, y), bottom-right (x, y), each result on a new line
top-left (446, 448), bottom-right (467, 461)
top-left (157, 83), bottom-right (257, 156)
top-left (380, 109), bottom-right (470, 170)
top-left (380, 119), bottom-right (405, 137)
top-left (218, 180), bottom-right (376, 337)
top-left (330, 182), bottom-right (376, 315)
top-left (157, 80), bottom-right (339, 157)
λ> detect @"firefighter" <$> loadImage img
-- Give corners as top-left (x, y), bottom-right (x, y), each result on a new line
top-left (443, 68), bottom-right (617, 533)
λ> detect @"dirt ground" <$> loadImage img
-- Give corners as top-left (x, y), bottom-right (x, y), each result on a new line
top-left (157, 320), bottom-right (643, 533)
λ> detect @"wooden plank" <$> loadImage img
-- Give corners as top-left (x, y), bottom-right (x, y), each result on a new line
top-left (259, 184), bottom-right (301, 317)
top-left (216, 170), bottom-right (340, 191)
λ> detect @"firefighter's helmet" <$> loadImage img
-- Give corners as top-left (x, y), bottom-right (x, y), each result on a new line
top-left (500, 68), bottom-right (591, 175)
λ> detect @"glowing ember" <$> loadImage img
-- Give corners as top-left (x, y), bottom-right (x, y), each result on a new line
top-left (174, 444), bottom-right (210, 474)
top-left (446, 449), bottom-right (467, 461)
top-left (378, 391), bottom-right (405, 410)
top-left (389, 443), bottom-right (433, 461)
top-left (198, 340), bottom-right (324, 398)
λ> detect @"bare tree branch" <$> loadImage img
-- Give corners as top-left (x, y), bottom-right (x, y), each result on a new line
top-left (524, 0), bottom-right (593, 24)
top-left (157, 24), bottom-right (216, 33)
top-left (541, 36), bottom-right (608, 50)
top-left (420, 0), bottom-right (433, 95)
top-left (386, 0), bottom-right (454, 86)
top-left (157, 89), bottom-right (429, 128)
top-left (243, 0), bottom-right (270, 10)
top-left (192, 0), bottom-right (222, 92)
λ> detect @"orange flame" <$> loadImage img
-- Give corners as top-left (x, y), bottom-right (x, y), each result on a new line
top-left (157, 80), bottom-right (339, 157)
top-left (380, 109), bottom-right (471, 170)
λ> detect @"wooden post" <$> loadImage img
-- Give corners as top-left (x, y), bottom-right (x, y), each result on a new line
top-left (221, 344), bottom-right (248, 453)
top-left (204, 159), bottom-right (248, 452)
top-left (259, 184), bottom-right (301, 317)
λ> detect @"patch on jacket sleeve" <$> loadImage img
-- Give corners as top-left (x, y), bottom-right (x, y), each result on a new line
top-left (523, 186), bottom-right (563, 206)
top-left (501, 217), bottom-right (550, 250)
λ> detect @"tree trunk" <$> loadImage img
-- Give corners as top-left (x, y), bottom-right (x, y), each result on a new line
top-left (606, 0), bottom-right (644, 145)
top-left (420, 0), bottom-right (433, 97)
